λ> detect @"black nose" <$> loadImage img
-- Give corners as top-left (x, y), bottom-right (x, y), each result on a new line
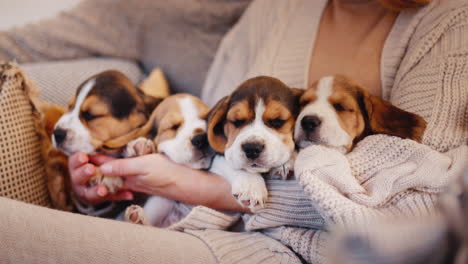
top-left (301, 115), bottom-right (322, 132)
top-left (53, 129), bottom-right (67, 145)
top-left (242, 143), bottom-right (264, 160)
top-left (191, 133), bottom-right (208, 150)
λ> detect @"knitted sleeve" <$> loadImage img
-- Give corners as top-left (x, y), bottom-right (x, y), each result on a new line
top-left (201, 0), bottom-right (278, 106)
top-left (246, 2), bottom-right (468, 232)
top-left (0, 0), bottom-right (143, 63)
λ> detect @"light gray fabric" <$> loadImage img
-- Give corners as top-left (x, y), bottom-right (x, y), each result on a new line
top-left (22, 58), bottom-right (144, 106)
top-left (0, 0), bottom-right (251, 97)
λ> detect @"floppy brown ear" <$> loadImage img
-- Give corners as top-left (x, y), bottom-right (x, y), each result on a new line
top-left (291, 87), bottom-right (305, 98)
top-left (141, 93), bottom-right (163, 114)
top-left (361, 93), bottom-right (427, 142)
top-left (207, 96), bottom-right (230, 154)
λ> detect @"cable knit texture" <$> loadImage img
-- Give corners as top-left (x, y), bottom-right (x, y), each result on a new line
top-left (201, 0), bottom-right (468, 262)
top-left (1, 0), bottom-right (467, 263)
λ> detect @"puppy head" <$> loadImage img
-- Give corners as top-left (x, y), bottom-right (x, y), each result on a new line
top-left (207, 76), bottom-right (302, 173)
top-left (295, 75), bottom-right (427, 152)
top-left (152, 94), bottom-right (214, 169)
top-left (53, 70), bottom-right (156, 155)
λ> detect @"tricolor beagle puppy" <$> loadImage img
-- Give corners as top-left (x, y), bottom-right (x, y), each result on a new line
top-left (295, 75), bottom-right (427, 152)
top-left (53, 70), bottom-right (161, 193)
top-left (124, 94), bottom-right (214, 226)
top-left (206, 76), bottom-right (302, 210)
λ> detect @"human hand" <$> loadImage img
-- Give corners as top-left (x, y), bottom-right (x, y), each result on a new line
top-left (68, 152), bottom-right (134, 205)
top-left (99, 153), bottom-right (180, 196)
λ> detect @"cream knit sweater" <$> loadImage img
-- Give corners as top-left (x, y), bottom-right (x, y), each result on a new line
top-left (200, 0), bottom-right (467, 263)
top-left (1, 0), bottom-right (467, 263)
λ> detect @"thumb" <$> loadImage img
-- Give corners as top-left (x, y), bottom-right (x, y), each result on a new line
top-left (100, 155), bottom-right (153, 177)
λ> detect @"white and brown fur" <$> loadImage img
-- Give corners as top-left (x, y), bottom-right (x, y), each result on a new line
top-left (53, 70), bottom-right (162, 192)
top-left (124, 94), bottom-right (214, 226)
top-left (206, 76), bottom-right (302, 211)
top-left (295, 75), bottom-right (427, 152)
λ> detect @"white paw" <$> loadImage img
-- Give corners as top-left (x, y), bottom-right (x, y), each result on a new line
top-left (124, 205), bottom-right (149, 225)
top-left (124, 137), bottom-right (155, 157)
top-left (89, 169), bottom-right (123, 194)
top-left (270, 161), bottom-right (294, 180)
top-left (231, 175), bottom-right (268, 212)
top-left (270, 153), bottom-right (296, 180)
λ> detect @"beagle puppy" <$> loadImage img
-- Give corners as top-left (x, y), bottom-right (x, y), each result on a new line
top-left (295, 75), bottom-right (427, 152)
top-left (53, 70), bottom-right (161, 193)
top-left (206, 76), bottom-right (302, 210)
top-left (124, 93), bottom-right (214, 226)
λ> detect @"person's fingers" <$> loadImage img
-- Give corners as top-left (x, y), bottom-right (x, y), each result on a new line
top-left (68, 152), bottom-right (89, 170)
top-left (100, 155), bottom-right (156, 177)
top-left (107, 190), bottom-right (134, 201)
top-left (74, 184), bottom-right (133, 204)
top-left (89, 154), bottom-right (117, 166)
top-left (70, 163), bottom-right (96, 185)
top-left (82, 185), bottom-right (106, 204)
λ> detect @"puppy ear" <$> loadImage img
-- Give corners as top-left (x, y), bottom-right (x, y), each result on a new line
top-left (207, 96), bottom-right (230, 153)
top-left (291, 88), bottom-right (304, 98)
top-left (138, 68), bottom-right (170, 98)
top-left (360, 93), bottom-right (427, 142)
top-left (141, 93), bottom-right (163, 114)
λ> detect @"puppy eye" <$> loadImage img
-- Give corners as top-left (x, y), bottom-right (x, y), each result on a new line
top-left (82, 111), bottom-right (97, 121)
top-left (299, 100), bottom-right (309, 108)
top-left (268, 118), bottom-right (285, 129)
top-left (333, 103), bottom-right (345, 112)
top-left (232, 119), bottom-right (245, 128)
top-left (171, 124), bottom-right (180, 130)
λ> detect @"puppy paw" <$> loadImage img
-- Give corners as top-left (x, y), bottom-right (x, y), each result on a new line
top-left (124, 205), bottom-right (149, 225)
top-left (124, 137), bottom-right (155, 157)
top-left (231, 176), bottom-right (268, 212)
top-left (270, 161), bottom-right (294, 180)
top-left (270, 153), bottom-right (296, 180)
top-left (90, 169), bottom-right (123, 194)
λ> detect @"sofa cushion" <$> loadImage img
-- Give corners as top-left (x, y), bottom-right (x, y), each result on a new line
top-left (0, 62), bottom-right (51, 206)
top-left (22, 57), bottom-right (144, 105)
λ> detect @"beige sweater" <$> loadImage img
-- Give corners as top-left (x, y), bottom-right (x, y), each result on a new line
top-left (199, 0), bottom-right (467, 262)
top-left (1, 0), bottom-right (467, 263)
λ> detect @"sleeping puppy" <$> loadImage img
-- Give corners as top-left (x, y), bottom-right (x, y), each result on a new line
top-left (295, 75), bottom-right (427, 152)
top-left (206, 76), bottom-right (302, 210)
top-left (53, 70), bottom-right (161, 193)
top-left (124, 94), bottom-right (214, 226)
top-left (150, 94), bottom-right (214, 169)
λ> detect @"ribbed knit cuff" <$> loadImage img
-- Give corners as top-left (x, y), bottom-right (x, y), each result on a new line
top-left (279, 227), bottom-right (329, 264)
top-left (245, 180), bottom-right (325, 231)
top-left (168, 206), bottom-right (240, 232)
top-left (186, 228), bottom-right (302, 264)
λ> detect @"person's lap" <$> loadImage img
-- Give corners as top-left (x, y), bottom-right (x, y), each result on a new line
top-left (0, 197), bottom-right (216, 264)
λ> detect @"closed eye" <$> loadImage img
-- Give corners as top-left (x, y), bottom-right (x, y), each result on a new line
top-left (333, 103), bottom-right (345, 112)
top-left (268, 118), bottom-right (285, 129)
top-left (82, 111), bottom-right (103, 121)
top-left (232, 119), bottom-right (245, 128)
top-left (300, 100), bottom-right (309, 108)
top-left (171, 124), bottom-right (180, 130)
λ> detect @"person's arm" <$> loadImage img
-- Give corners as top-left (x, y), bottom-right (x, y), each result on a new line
top-left (69, 152), bottom-right (248, 213)
top-left (99, 154), bottom-right (248, 212)
top-left (0, 0), bottom-right (142, 63)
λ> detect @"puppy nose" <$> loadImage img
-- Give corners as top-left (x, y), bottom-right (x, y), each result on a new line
top-left (191, 133), bottom-right (208, 150)
top-left (301, 115), bottom-right (321, 132)
top-left (53, 129), bottom-right (67, 145)
top-left (242, 143), bottom-right (264, 160)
